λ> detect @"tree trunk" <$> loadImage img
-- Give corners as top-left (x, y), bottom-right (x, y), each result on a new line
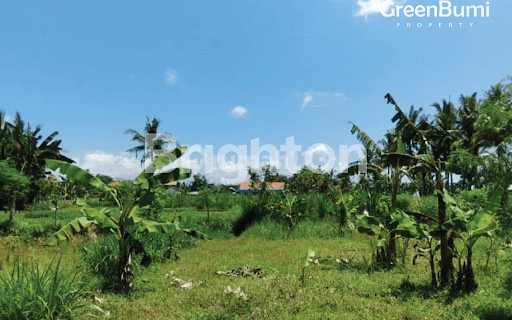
top-left (7, 196), bottom-right (16, 226)
top-left (118, 230), bottom-right (133, 291)
top-left (429, 250), bottom-right (437, 287)
top-left (387, 178), bottom-right (399, 265)
top-left (438, 190), bottom-right (453, 286)
top-left (465, 247), bottom-right (477, 291)
top-left (500, 179), bottom-right (509, 206)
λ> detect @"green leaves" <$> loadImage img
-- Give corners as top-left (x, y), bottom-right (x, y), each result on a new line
top-left (133, 147), bottom-right (191, 189)
top-left (45, 159), bottom-right (112, 195)
top-left (82, 207), bottom-right (119, 231)
top-left (467, 186), bottom-right (502, 233)
top-left (45, 217), bottom-right (94, 246)
top-left (356, 214), bottom-right (385, 237)
top-left (304, 249), bottom-right (315, 267)
top-left (392, 209), bottom-right (430, 241)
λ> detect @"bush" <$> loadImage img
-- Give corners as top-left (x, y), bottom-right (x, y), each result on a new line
top-left (198, 216), bottom-right (234, 233)
top-left (80, 235), bottom-right (119, 289)
top-left (459, 188), bottom-right (489, 207)
top-left (214, 193), bottom-right (233, 210)
top-left (411, 195), bottom-right (438, 219)
top-left (395, 193), bottom-right (413, 211)
top-left (0, 257), bottom-right (85, 320)
top-left (132, 232), bottom-right (170, 263)
top-left (84, 197), bottom-right (101, 207)
top-left (233, 198), bottom-right (271, 237)
top-left (303, 193), bottom-right (330, 221)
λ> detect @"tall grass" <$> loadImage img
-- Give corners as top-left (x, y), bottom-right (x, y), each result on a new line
top-left (0, 257), bottom-right (85, 320)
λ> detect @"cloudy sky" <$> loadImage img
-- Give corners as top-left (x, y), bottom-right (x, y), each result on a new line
top-left (1, 0), bottom-right (510, 183)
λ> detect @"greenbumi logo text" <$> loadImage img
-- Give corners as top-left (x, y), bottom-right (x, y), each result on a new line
top-left (381, 1), bottom-right (490, 28)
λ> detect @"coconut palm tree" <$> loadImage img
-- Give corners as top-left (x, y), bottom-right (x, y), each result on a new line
top-left (451, 93), bottom-right (481, 190)
top-left (385, 93), bottom-right (455, 286)
top-left (8, 112), bottom-right (71, 179)
top-left (474, 81), bottom-right (512, 204)
top-left (3, 111), bottom-right (71, 225)
top-left (125, 116), bottom-right (177, 165)
top-left (474, 82), bottom-right (512, 157)
top-left (428, 100), bottom-right (457, 190)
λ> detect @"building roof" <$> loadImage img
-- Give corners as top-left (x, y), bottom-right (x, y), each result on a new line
top-left (164, 181), bottom-right (178, 186)
top-left (238, 182), bottom-right (285, 190)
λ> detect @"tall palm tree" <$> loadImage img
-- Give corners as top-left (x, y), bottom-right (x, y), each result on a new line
top-left (474, 82), bottom-right (512, 157)
top-left (125, 116), bottom-right (177, 165)
top-left (474, 81), bottom-right (512, 204)
top-left (392, 105), bottom-right (429, 155)
top-left (4, 111), bottom-right (71, 224)
top-left (8, 112), bottom-right (71, 178)
top-left (452, 93), bottom-right (481, 190)
top-left (428, 100), bottom-right (457, 189)
top-left (386, 93), bottom-right (455, 285)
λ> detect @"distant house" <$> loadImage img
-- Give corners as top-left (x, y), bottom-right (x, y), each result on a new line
top-left (164, 181), bottom-right (180, 194)
top-left (236, 182), bottom-right (285, 194)
top-left (108, 181), bottom-right (123, 187)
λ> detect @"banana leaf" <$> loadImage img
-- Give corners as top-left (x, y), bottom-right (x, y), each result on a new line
top-left (467, 186), bottom-right (502, 233)
top-left (133, 147), bottom-right (189, 187)
top-left (356, 214), bottom-right (383, 236)
top-left (45, 217), bottom-right (94, 246)
top-left (45, 159), bottom-right (112, 195)
top-left (136, 220), bottom-right (177, 234)
top-left (82, 207), bottom-right (119, 230)
top-left (392, 209), bottom-right (430, 241)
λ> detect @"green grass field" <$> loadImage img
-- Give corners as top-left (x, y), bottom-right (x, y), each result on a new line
top-left (1, 206), bottom-right (512, 319)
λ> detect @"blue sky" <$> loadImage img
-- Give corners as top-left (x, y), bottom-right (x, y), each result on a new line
top-left (1, 0), bottom-right (511, 182)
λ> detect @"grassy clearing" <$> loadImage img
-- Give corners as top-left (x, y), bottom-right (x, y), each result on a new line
top-left (85, 232), bottom-right (512, 319)
top-left (1, 206), bottom-right (512, 319)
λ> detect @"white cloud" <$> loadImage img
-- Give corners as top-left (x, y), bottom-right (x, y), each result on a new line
top-left (304, 143), bottom-right (330, 156)
top-left (74, 152), bottom-right (142, 180)
top-left (229, 106), bottom-right (248, 118)
top-left (355, 0), bottom-right (401, 19)
top-left (301, 91), bottom-right (346, 109)
top-left (165, 68), bottom-right (178, 84)
top-left (302, 93), bottom-right (313, 109)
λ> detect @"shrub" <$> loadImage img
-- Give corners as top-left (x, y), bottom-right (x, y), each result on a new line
top-left (0, 257), bottom-right (85, 320)
top-left (214, 193), bottom-right (233, 210)
top-left (395, 193), bottom-right (413, 211)
top-left (459, 188), bottom-right (489, 207)
top-left (198, 216), bottom-right (233, 233)
top-left (304, 193), bottom-right (330, 221)
top-left (80, 235), bottom-right (119, 289)
top-left (411, 195), bottom-right (438, 219)
top-left (233, 198), bottom-right (271, 237)
top-left (133, 231), bottom-right (170, 263)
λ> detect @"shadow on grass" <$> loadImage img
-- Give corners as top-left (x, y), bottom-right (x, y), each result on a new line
top-left (389, 278), bottom-right (440, 301)
top-left (389, 278), bottom-right (482, 304)
top-left (474, 306), bottom-right (512, 320)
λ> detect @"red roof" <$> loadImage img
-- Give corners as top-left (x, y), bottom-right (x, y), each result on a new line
top-left (238, 182), bottom-right (285, 190)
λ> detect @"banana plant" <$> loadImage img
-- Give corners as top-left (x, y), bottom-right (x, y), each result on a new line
top-left (383, 94), bottom-right (456, 285)
top-left (392, 209), bottom-right (438, 286)
top-left (301, 249), bottom-right (315, 286)
top-left (272, 193), bottom-right (300, 230)
top-left (356, 212), bottom-right (399, 266)
top-left (327, 186), bottom-right (357, 233)
top-left (348, 122), bottom-right (417, 263)
top-left (441, 186), bottom-right (502, 290)
top-left (44, 147), bottom-right (209, 291)
top-left (392, 186), bottom-right (503, 289)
